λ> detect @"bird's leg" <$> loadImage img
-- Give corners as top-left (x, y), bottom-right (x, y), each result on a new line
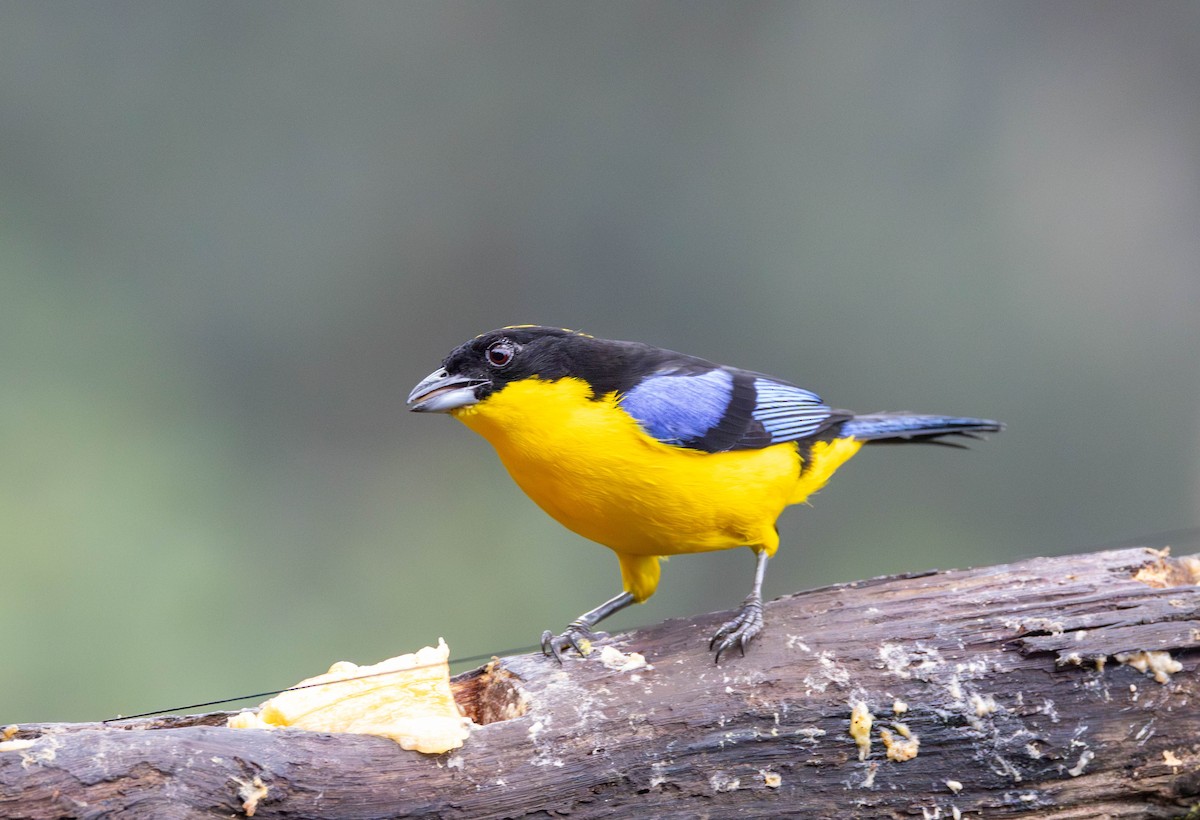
top-left (542, 591), bottom-right (635, 663)
top-left (710, 550), bottom-right (769, 662)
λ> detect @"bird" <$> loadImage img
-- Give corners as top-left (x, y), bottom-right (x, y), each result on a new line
top-left (407, 325), bottom-right (1002, 662)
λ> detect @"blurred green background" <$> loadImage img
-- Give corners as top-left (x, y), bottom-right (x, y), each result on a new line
top-left (3, 3), bottom-right (1198, 723)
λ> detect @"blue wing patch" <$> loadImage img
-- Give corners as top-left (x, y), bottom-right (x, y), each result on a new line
top-left (620, 369), bottom-right (734, 445)
top-left (751, 378), bottom-right (831, 444)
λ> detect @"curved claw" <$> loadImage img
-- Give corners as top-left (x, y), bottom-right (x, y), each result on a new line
top-left (541, 623), bottom-right (608, 663)
top-left (709, 598), bottom-right (764, 663)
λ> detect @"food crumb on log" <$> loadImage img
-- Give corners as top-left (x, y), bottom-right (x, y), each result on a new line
top-left (1114, 650), bottom-right (1184, 684)
top-left (235, 775), bottom-right (269, 816)
top-left (849, 699), bottom-right (873, 761)
top-left (880, 722), bottom-right (920, 762)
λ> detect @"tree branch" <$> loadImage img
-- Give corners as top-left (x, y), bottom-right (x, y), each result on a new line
top-left (4, 547), bottom-right (1198, 819)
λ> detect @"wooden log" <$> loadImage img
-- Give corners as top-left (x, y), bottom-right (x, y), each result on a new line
top-left (3, 547), bottom-right (1198, 819)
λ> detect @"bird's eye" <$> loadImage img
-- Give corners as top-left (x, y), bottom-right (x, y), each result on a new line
top-left (486, 340), bottom-right (517, 368)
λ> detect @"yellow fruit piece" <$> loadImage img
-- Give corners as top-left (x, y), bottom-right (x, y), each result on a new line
top-left (228, 639), bottom-right (471, 754)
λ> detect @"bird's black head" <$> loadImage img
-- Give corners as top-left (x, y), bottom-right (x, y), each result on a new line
top-left (407, 325), bottom-right (674, 412)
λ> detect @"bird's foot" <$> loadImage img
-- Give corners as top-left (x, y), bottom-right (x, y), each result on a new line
top-left (709, 597), bottom-right (764, 662)
top-left (541, 622), bottom-right (608, 663)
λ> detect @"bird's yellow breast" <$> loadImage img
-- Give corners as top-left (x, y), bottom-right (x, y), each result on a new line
top-left (451, 378), bottom-right (862, 558)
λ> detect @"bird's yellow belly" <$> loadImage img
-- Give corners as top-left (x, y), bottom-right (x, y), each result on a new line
top-left (452, 378), bottom-right (858, 558)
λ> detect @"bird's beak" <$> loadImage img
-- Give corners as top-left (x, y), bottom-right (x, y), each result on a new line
top-left (407, 367), bottom-right (487, 413)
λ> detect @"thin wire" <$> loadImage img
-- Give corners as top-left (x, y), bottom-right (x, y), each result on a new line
top-left (1087, 525), bottom-right (1200, 551)
top-left (101, 644), bottom-right (541, 723)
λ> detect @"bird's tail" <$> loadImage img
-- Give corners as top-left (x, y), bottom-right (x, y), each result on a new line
top-left (839, 414), bottom-right (1003, 449)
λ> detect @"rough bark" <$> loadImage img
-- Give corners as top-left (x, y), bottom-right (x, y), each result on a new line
top-left (3, 547), bottom-right (1198, 819)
